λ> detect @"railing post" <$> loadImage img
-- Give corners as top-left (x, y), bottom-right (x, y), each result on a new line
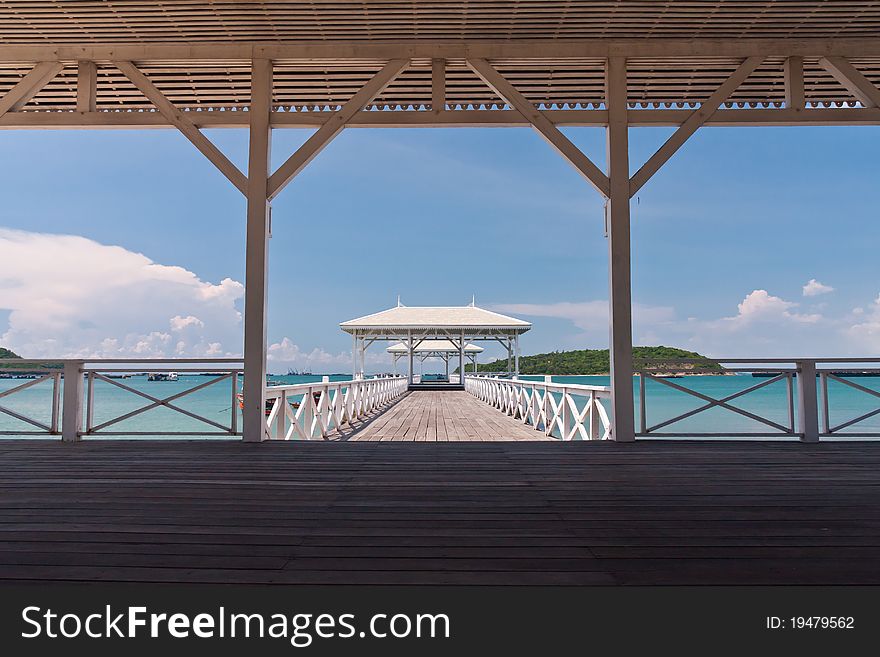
top-left (271, 392), bottom-right (283, 439)
top-left (796, 360), bottom-right (819, 443)
top-left (61, 360), bottom-right (84, 442)
top-left (561, 387), bottom-right (570, 440)
top-left (590, 391), bottom-right (602, 440)
top-left (638, 373), bottom-right (646, 435)
top-left (820, 372), bottom-right (830, 434)
top-left (50, 371), bottom-right (62, 434)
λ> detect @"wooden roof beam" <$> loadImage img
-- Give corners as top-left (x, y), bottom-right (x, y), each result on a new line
top-left (114, 60), bottom-right (248, 195)
top-left (1, 38), bottom-right (879, 62)
top-left (0, 61), bottom-right (63, 118)
top-left (818, 56), bottom-right (880, 108)
top-left (629, 56), bottom-right (765, 197)
top-left (267, 58), bottom-right (410, 200)
top-left (784, 56), bottom-right (806, 110)
top-left (75, 60), bottom-right (97, 113)
top-left (467, 57), bottom-right (610, 198)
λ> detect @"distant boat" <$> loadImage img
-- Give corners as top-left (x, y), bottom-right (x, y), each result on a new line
top-left (147, 372), bottom-right (178, 381)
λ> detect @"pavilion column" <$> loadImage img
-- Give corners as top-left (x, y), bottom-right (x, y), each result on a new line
top-left (407, 331), bottom-right (414, 387)
top-left (242, 58), bottom-right (273, 442)
top-left (514, 334), bottom-right (520, 377)
top-left (605, 56), bottom-right (636, 442)
top-left (458, 332), bottom-right (464, 385)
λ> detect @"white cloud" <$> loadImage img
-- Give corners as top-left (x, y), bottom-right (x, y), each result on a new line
top-left (803, 279), bottom-right (834, 297)
top-left (492, 288), bottom-right (846, 358)
top-left (170, 315), bottom-right (205, 331)
top-left (0, 228), bottom-right (244, 358)
top-left (718, 289), bottom-right (822, 327)
top-left (267, 337), bottom-right (355, 368)
top-left (846, 294), bottom-right (880, 352)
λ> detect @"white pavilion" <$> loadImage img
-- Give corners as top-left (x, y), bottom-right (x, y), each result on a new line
top-left (340, 302), bottom-right (531, 388)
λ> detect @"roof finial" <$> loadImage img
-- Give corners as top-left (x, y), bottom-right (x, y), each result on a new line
top-left (471, 294), bottom-right (476, 307)
top-left (397, 294), bottom-right (402, 308)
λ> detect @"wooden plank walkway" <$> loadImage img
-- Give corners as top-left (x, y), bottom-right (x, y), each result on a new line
top-left (344, 390), bottom-right (546, 441)
top-left (1, 440), bottom-right (879, 585)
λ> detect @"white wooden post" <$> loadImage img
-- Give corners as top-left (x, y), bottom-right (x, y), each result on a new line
top-left (797, 360), bottom-right (820, 442)
top-left (606, 56), bottom-right (636, 443)
top-left (459, 331), bottom-right (464, 386)
top-left (242, 58), bottom-right (272, 442)
top-left (514, 333), bottom-right (520, 376)
top-left (407, 331), bottom-right (414, 387)
top-left (352, 334), bottom-right (358, 379)
top-left (61, 360), bottom-right (84, 442)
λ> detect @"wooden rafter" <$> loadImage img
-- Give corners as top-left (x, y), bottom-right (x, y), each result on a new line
top-left (267, 58), bottom-right (410, 200)
top-left (0, 61), bottom-right (63, 118)
top-left (467, 58), bottom-right (610, 198)
top-left (432, 58), bottom-right (446, 114)
top-left (818, 56), bottom-right (880, 108)
top-left (114, 61), bottom-right (248, 195)
top-left (629, 57), bottom-right (765, 196)
top-left (75, 60), bottom-right (96, 113)
top-left (784, 56), bottom-right (806, 110)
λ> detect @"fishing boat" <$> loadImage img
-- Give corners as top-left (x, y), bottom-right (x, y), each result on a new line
top-left (147, 372), bottom-right (178, 381)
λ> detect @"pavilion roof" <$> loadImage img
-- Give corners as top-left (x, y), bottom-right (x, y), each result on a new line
top-left (340, 305), bottom-right (531, 333)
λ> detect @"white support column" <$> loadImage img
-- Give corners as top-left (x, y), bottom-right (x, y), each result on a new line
top-left (407, 331), bottom-right (414, 387)
top-left (459, 332), bottom-right (465, 386)
top-left (61, 360), bottom-right (84, 442)
top-left (359, 338), bottom-right (366, 379)
top-left (606, 56), bottom-right (636, 443)
top-left (514, 334), bottom-right (520, 376)
top-left (352, 334), bottom-right (358, 379)
top-left (507, 339), bottom-right (513, 375)
top-left (796, 360), bottom-right (820, 443)
top-left (242, 58), bottom-right (273, 443)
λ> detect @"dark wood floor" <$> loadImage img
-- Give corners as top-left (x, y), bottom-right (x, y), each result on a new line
top-left (1, 440), bottom-right (879, 585)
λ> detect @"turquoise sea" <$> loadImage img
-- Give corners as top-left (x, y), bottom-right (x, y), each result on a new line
top-left (1, 373), bottom-right (879, 438)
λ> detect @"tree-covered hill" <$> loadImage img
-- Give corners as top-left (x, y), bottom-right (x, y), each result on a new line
top-left (0, 347), bottom-right (62, 372)
top-left (465, 346), bottom-right (722, 375)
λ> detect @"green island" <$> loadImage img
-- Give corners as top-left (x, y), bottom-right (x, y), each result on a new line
top-left (0, 347), bottom-right (62, 373)
top-left (460, 346), bottom-right (723, 376)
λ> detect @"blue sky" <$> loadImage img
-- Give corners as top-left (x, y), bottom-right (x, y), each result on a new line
top-left (1, 123), bottom-right (878, 371)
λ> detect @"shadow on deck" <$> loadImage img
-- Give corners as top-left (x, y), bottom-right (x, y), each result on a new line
top-left (1, 439), bottom-right (879, 584)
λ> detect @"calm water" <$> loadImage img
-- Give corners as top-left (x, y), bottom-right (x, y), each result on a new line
top-left (1, 373), bottom-right (878, 438)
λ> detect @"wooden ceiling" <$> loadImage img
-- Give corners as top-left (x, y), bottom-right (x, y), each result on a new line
top-left (1, 1), bottom-right (879, 43)
top-left (0, 2), bottom-right (878, 117)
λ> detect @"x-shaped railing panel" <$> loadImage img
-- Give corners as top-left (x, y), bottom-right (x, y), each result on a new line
top-left (639, 372), bottom-right (794, 435)
top-left (87, 372), bottom-right (234, 434)
top-left (0, 373), bottom-right (60, 434)
top-left (822, 373), bottom-right (880, 434)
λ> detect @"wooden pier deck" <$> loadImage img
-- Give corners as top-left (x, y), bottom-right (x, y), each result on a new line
top-left (1, 440), bottom-right (879, 585)
top-left (342, 390), bottom-right (547, 441)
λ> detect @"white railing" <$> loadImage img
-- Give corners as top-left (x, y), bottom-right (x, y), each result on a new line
top-left (465, 375), bottom-right (612, 440)
top-left (0, 358), bottom-right (243, 439)
top-left (265, 376), bottom-right (407, 440)
top-left (637, 358), bottom-right (880, 440)
top-left (0, 369), bottom-right (62, 435)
